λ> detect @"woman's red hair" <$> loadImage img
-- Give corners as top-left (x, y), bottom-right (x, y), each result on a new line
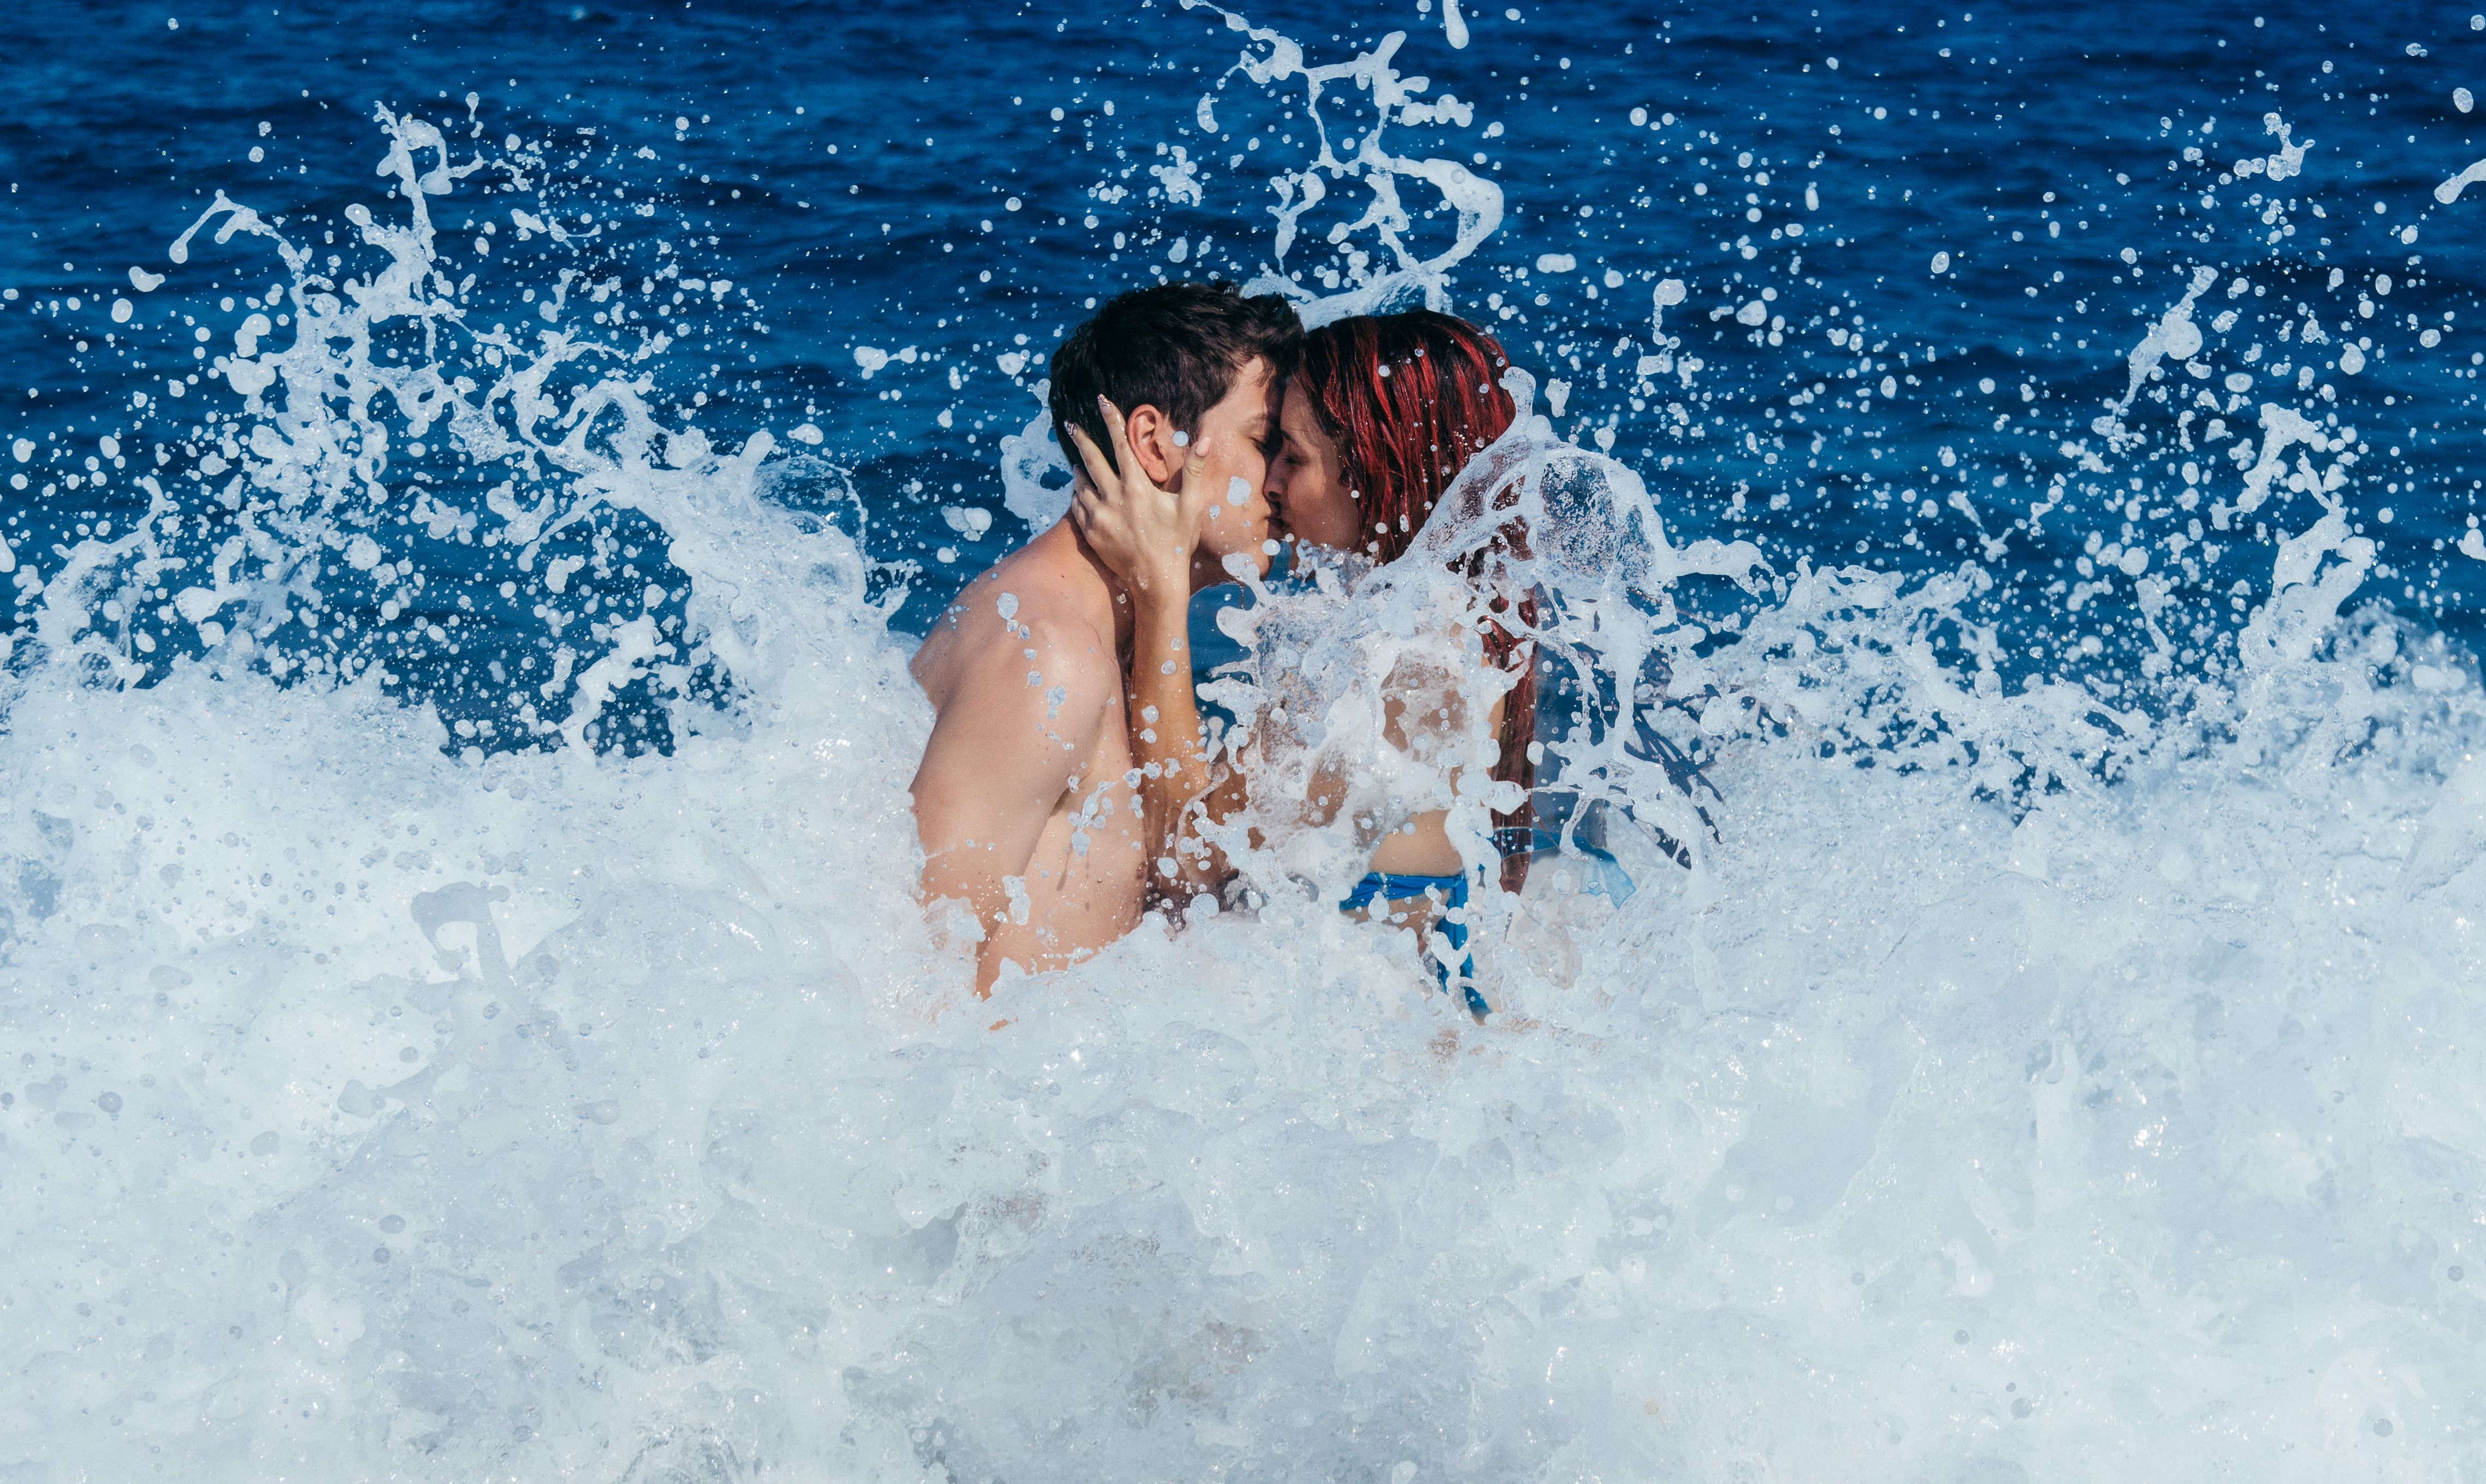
top-left (1295, 310), bottom-right (1537, 894)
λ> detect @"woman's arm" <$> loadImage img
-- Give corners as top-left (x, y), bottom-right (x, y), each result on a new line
top-left (1064, 407), bottom-right (1239, 905)
top-left (1363, 688), bottom-right (1506, 879)
top-left (1123, 573), bottom-right (1236, 902)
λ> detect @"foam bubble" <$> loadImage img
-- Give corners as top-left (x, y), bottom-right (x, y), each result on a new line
top-left (2437, 158), bottom-right (2486, 203)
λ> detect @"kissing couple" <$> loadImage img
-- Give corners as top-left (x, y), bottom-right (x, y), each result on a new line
top-left (910, 282), bottom-right (1538, 1015)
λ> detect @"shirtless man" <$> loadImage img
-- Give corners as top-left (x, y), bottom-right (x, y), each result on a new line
top-left (908, 282), bottom-right (1300, 993)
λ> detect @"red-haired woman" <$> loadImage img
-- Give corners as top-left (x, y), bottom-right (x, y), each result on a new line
top-left (1068, 310), bottom-right (1535, 1018)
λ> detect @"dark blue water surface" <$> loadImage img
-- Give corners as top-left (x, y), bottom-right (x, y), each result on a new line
top-left (4, 0), bottom-right (2484, 735)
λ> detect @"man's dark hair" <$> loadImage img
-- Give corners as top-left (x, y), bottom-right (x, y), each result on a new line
top-left (1047, 281), bottom-right (1303, 473)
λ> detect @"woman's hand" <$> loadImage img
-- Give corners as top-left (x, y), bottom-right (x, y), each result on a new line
top-left (1065, 397), bottom-right (1210, 603)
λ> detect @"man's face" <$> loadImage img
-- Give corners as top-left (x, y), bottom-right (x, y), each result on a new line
top-left (1183, 354), bottom-right (1281, 584)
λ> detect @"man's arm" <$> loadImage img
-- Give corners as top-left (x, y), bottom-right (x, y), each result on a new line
top-left (910, 620), bottom-right (1116, 992)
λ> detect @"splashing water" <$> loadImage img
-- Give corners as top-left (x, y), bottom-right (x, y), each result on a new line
top-left (1183, 0), bottom-right (1503, 327)
top-left (5, 9), bottom-right (2486, 1482)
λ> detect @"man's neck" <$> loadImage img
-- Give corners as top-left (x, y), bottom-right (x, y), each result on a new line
top-left (1031, 516), bottom-right (1145, 656)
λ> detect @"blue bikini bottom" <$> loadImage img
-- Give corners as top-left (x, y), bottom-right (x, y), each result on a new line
top-left (1334, 828), bottom-right (1634, 1022)
top-left (1339, 870), bottom-right (1490, 1020)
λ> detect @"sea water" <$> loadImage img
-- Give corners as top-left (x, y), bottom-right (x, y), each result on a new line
top-left (4, 3), bottom-right (2486, 1479)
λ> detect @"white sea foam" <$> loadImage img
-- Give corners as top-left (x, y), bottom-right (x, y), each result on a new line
top-left (5, 19), bottom-right (2486, 1484)
top-left (9, 503), bottom-right (2483, 1478)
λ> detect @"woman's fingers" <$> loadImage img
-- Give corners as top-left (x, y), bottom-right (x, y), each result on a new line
top-left (1175, 434), bottom-right (1211, 501)
top-left (1069, 475), bottom-right (1105, 528)
top-left (1063, 424), bottom-right (1118, 500)
top-left (1096, 396), bottom-right (1141, 482)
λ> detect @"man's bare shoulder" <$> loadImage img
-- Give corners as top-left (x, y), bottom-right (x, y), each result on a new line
top-left (916, 527), bottom-right (1120, 728)
top-left (949, 602), bottom-right (1111, 676)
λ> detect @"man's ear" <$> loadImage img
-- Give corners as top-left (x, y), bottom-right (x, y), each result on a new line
top-left (1122, 404), bottom-right (1181, 486)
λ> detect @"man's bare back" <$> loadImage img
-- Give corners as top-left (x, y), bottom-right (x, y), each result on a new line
top-left (909, 522), bottom-right (1145, 990)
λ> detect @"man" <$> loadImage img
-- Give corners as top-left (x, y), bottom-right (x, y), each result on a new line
top-left (909, 282), bottom-right (1300, 993)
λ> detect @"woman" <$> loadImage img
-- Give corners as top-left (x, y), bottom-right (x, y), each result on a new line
top-left (1068, 310), bottom-right (1535, 1017)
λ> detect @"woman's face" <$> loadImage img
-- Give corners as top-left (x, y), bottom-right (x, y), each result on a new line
top-left (1266, 383), bottom-right (1363, 556)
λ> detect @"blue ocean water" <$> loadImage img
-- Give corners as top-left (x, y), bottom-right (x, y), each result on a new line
top-left (7, 0), bottom-right (2483, 716)
top-left (5, 3), bottom-right (2486, 1479)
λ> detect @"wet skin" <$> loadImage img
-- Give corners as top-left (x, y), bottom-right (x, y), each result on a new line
top-left (908, 357), bottom-right (1280, 993)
